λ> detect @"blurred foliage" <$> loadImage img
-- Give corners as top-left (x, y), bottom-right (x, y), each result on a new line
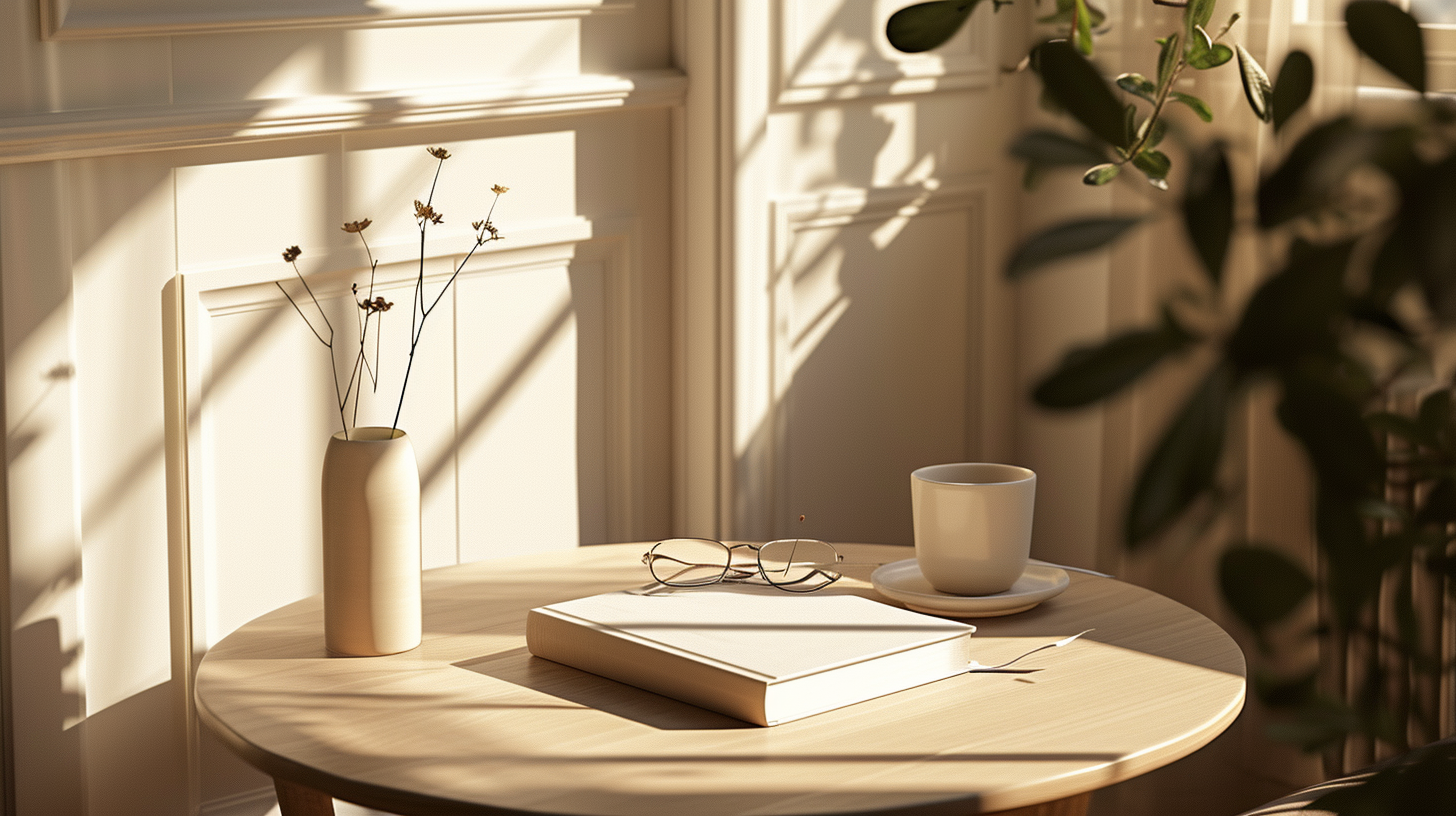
top-left (890, 0), bottom-right (1456, 806)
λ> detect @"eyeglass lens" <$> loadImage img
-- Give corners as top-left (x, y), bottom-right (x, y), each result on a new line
top-left (646, 538), bottom-right (730, 586)
top-left (759, 538), bottom-right (839, 591)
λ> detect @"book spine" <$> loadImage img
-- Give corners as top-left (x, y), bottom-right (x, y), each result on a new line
top-left (525, 608), bottom-right (771, 726)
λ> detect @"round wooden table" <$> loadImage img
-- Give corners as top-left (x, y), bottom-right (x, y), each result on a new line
top-left (193, 543), bottom-right (1246, 816)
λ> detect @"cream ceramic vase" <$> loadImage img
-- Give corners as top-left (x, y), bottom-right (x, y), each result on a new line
top-left (321, 427), bottom-right (422, 656)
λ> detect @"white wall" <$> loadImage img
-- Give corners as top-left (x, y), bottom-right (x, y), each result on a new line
top-left (1, 2), bottom-right (680, 812)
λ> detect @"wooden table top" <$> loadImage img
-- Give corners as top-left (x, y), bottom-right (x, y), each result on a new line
top-left (193, 543), bottom-right (1246, 816)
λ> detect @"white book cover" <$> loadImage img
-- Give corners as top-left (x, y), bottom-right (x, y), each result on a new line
top-left (526, 587), bottom-right (975, 726)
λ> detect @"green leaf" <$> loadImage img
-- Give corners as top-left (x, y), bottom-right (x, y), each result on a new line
top-left (1226, 240), bottom-right (1351, 371)
top-left (1346, 0), bottom-right (1427, 93)
top-left (1417, 389), bottom-right (1451, 447)
top-left (1073, 0), bottom-right (1094, 54)
top-left (1368, 221), bottom-right (1415, 306)
top-left (1009, 129), bottom-right (1109, 166)
top-left (1125, 365), bottom-right (1232, 546)
top-left (1037, 0), bottom-right (1106, 27)
top-left (1403, 152), bottom-right (1456, 324)
top-left (1182, 142), bottom-right (1234, 285)
top-left (1184, 0), bottom-right (1216, 37)
top-left (1006, 216), bottom-right (1143, 278)
top-left (1257, 117), bottom-right (1369, 228)
top-left (1032, 316), bottom-right (1194, 408)
top-left (1415, 478), bottom-right (1456, 526)
top-left (1186, 24), bottom-right (1215, 63)
top-left (1157, 33), bottom-right (1182, 88)
top-left (1219, 545), bottom-right (1314, 631)
top-left (1236, 44), bottom-right (1274, 122)
top-left (1271, 50), bottom-right (1314, 132)
top-left (1171, 90), bottom-right (1214, 122)
top-left (1189, 41), bottom-right (1234, 69)
top-left (1277, 373), bottom-right (1383, 500)
top-left (1366, 411), bottom-right (1431, 447)
top-left (1116, 72), bottom-right (1157, 103)
top-left (1132, 148), bottom-right (1171, 181)
top-left (1082, 163), bottom-right (1120, 185)
top-left (1034, 40), bottom-right (1131, 149)
top-left (886, 0), bottom-right (982, 53)
top-left (1253, 668), bottom-right (1319, 708)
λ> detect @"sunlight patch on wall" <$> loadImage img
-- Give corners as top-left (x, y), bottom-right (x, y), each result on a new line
top-left (246, 41), bottom-right (329, 100)
top-left (176, 154), bottom-right (333, 272)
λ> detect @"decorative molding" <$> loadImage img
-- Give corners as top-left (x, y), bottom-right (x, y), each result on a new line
top-left (41, 0), bottom-right (632, 40)
top-left (766, 181), bottom-right (990, 530)
top-left (164, 214), bottom-right (658, 811)
top-left (774, 0), bottom-right (993, 106)
top-left (0, 69), bottom-right (687, 166)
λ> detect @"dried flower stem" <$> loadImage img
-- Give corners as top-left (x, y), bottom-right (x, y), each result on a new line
top-left (276, 255), bottom-right (350, 439)
top-left (391, 180), bottom-right (506, 433)
top-left (279, 146), bottom-right (504, 439)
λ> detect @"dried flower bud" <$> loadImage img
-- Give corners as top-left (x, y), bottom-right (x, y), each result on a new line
top-left (427, 147), bottom-right (451, 160)
top-left (472, 220), bottom-right (485, 231)
top-left (282, 246), bottom-right (302, 263)
top-left (359, 296), bottom-right (394, 313)
top-left (352, 282), bottom-right (358, 293)
top-left (341, 219), bottom-right (372, 233)
top-left (492, 184), bottom-right (509, 195)
top-left (413, 200), bottom-right (444, 224)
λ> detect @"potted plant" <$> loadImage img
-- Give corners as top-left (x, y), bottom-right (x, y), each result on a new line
top-left (889, 0), bottom-right (1456, 810)
top-left (277, 146), bottom-right (507, 656)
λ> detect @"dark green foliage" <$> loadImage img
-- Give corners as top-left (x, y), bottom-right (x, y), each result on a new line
top-left (1225, 240), bottom-right (1351, 372)
top-left (1125, 365), bottom-right (1232, 546)
top-left (1181, 142), bottom-right (1233, 284)
top-left (1346, 0), bottom-right (1427, 93)
top-left (885, 0), bottom-right (982, 53)
top-left (1009, 129), bottom-right (1108, 167)
top-left (1272, 50), bottom-right (1315, 132)
top-left (1219, 545), bottom-right (1315, 633)
top-left (1277, 373), bottom-right (1383, 500)
top-left (1034, 40), bottom-right (1132, 150)
top-left (893, 0), bottom-right (1456, 785)
top-left (1257, 117), bottom-right (1368, 228)
top-left (1404, 153), bottom-right (1456, 323)
top-left (1005, 216), bottom-right (1142, 277)
top-left (1032, 309), bottom-right (1194, 408)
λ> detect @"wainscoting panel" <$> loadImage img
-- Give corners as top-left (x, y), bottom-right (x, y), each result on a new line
top-left (769, 183), bottom-right (988, 547)
top-left (775, 0), bottom-right (993, 105)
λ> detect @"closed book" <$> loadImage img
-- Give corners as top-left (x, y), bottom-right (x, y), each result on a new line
top-left (525, 587), bottom-right (975, 726)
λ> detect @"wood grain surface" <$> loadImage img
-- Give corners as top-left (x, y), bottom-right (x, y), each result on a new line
top-left (193, 543), bottom-right (1246, 816)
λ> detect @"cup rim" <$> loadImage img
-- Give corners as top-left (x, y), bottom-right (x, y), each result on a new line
top-left (912, 462), bottom-right (1035, 486)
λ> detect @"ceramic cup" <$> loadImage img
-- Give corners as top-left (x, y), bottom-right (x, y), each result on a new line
top-left (910, 463), bottom-right (1036, 596)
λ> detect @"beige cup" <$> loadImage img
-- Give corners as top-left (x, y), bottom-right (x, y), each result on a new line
top-left (911, 463), bottom-right (1036, 595)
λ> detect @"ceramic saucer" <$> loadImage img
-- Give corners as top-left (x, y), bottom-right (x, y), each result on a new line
top-left (869, 559), bottom-right (1070, 618)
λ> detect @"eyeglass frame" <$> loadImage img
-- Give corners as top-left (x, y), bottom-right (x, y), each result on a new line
top-left (640, 537), bottom-right (845, 592)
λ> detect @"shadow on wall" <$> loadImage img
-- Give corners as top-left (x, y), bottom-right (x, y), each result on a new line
top-left (738, 1), bottom-right (988, 547)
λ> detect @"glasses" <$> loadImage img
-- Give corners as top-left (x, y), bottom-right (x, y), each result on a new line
top-left (641, 538), bottom-right (844, 592)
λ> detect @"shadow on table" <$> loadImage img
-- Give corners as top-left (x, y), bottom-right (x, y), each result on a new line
top-left (454, 646), bottom-right (757, 731)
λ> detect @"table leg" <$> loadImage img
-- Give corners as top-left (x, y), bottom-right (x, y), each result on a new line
top-left (985, 791), bottom-right (1090, 816)
top-left (274, 778), bottom-right (335, 816)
